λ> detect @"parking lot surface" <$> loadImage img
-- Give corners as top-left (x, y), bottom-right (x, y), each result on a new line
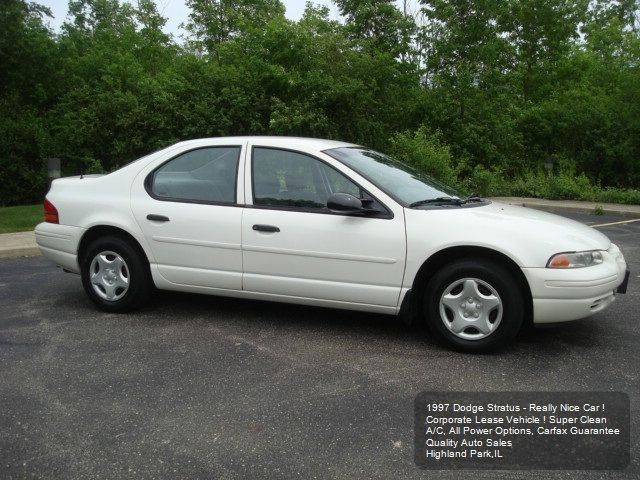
top-left (1, 212), bottom-right (638, 479)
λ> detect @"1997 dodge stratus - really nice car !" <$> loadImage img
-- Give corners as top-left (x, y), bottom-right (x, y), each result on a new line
top-left (35, 137), bottom-right (630, 352)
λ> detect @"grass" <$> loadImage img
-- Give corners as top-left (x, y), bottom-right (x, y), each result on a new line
top-left (0, 204), bottom-right (42, 234)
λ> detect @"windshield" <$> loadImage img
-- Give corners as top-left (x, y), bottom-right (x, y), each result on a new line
top-left (324, 147), bottom-right (462, 206)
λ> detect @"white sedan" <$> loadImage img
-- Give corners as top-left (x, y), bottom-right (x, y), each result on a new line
top-left (35, 136), bottom-right (630, 352)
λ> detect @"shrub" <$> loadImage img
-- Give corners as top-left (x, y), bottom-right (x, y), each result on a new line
top-left (593, 188), bottom-right (640, 205)
top-left (499, 171), bottom-right (639, 204)
top-left (387, 128), bottom-right (639, 205)
top-left (547, 172), bottom-right (593, 200)
top-left (388, 127), bottom-right (459, 185)
top-left (464, 165), bottom-right (509, 197)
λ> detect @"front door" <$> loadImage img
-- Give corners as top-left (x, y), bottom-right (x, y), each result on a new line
top-left (241, 146), bottom-right (406, 307)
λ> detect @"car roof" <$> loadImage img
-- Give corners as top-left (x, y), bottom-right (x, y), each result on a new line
top-left (174, 136), bottom-right (358, 152)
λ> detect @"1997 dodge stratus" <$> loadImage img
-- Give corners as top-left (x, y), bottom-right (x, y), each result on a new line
top-left (35, 137), bottom-right (630, 352)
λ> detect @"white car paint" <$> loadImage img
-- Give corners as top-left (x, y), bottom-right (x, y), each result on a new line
top-left (402, 203), bottom-right (626, 323)
top-left (35, 136), bottom-right (628, 323)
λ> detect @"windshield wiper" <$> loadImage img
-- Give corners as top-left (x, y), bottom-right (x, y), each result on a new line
top-left (409, 194), bottom-right (484, 208)
top-left (409, 197), bottom-right (463, 207)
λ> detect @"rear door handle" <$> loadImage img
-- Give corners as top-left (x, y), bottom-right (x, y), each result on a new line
top-left (252, 224), bottom-right (280, 232)
top-left (147, 214), bottom-right (170, 222)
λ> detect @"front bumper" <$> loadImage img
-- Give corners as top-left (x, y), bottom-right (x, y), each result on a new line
top-left (617, 269), bottom-right (630, 294)
top-left (523, 243), bottom-right (628, 324)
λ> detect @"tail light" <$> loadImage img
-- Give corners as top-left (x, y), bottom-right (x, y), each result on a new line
top-left (44, 198), bottom-right (59, 224)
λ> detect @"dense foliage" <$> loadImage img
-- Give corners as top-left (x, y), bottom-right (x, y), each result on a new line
top-left (1, 0), bottom-right (639, 205)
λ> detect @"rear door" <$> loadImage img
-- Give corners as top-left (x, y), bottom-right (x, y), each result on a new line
top-left (241, 145), bottom-right (406, 308)
top-left (131, 144), bottom-right (244, 290)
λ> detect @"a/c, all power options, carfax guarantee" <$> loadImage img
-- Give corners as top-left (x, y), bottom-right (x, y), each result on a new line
top-left (35, 137), bottom-right (630, 352)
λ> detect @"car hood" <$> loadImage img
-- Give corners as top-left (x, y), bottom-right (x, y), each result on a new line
top-left (405, 200), bottom-right (611, 268)
top-left (478, 201), bottom-right (610, 250)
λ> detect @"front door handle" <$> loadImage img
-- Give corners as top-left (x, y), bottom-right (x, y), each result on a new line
top-left (252, 224), bottom-right (280, 232)
top-left (147, 214), bottom-right (170, 222)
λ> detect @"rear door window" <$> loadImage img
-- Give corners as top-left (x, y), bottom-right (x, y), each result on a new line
top-left (150, 147), bottom-right (240, 204)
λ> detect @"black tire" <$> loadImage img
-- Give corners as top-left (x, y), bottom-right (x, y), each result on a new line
top-left (423, 258), bottom-right (524, 353)
top-left (80, 235), bottom-right (152, 312)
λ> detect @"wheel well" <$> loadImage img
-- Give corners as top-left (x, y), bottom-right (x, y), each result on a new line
top-left (78, 226), bottom-right (150, 266)
top-left (410, 246), bottom-right (533, 325)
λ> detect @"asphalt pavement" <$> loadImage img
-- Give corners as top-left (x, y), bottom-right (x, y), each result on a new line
top-left (0, 212), bottom-right (638, 479)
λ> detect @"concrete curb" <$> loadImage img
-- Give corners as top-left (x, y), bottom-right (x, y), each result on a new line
top-left (0, 231), bottom-right (40, 259)
top-left (490, 197), bottom-right (640, 218)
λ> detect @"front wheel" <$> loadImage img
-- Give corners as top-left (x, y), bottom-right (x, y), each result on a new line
top-left (423, 259), bottom-right (524, 352)
top-left (80, 236), bottom-right (151, 312)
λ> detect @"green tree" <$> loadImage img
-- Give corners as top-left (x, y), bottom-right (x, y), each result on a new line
top-left (184, 0), bottom-right (285, 61)
top-left (418, 0), bottom-right (519, 171)
top-left (1, 0), bottom-right (639, 206)
top-left (0, 0), bottom-right (57, 205)
top-left (335, 0), bottom-right (415, 57)
top-left (499, 0), bottom-right (587, 103)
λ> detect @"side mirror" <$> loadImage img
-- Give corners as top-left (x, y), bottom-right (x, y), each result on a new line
top-left (327, 193), bottom-right (377, 215)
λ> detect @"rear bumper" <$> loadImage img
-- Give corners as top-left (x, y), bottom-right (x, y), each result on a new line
top-left (523, 244), bottom-right (628, 324)
top-left (34, 222), bottom-right (84, 273)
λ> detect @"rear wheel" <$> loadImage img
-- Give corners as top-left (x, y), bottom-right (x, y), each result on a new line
top-left (423, 259), bottom-right (524, 352)
top-left (81, 236), bottom-right (151, 312)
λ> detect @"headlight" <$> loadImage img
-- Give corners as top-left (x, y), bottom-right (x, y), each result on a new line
top-left (547, 251), bottom-right (604, 268)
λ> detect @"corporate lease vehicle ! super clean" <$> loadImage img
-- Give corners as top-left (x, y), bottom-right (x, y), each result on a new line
top-left (35, 137), bottom-right (629, 352)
